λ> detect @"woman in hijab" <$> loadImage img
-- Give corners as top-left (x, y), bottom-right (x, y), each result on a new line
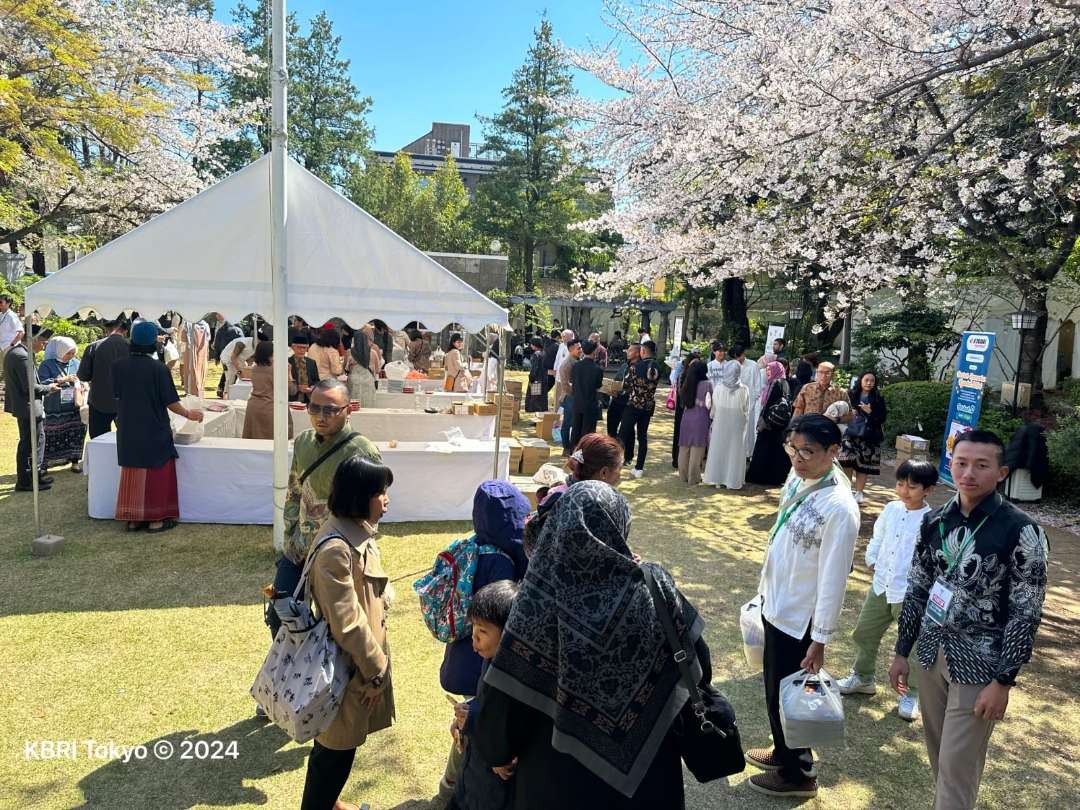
top-left (703, 359), bottom-right (750, 489)
top-left (746, 360), bottom-right (793, 486)
top-left (347, 324), bottom-right (380, 407)
top-left (434, 480), bottom-right (532, 807)
top-left (472, 480), bottom-right (713, 809)
top-left (38, 336), bottom-right (87, 472)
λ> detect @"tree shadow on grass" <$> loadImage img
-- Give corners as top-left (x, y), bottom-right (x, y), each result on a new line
top-left (74, 719), bottom-right (305, 809)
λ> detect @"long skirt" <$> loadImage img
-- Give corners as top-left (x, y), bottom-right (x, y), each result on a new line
top-left (116, 459), bottom-right (179, 522)
top-left (746, 427), bottom-right (791, 486)
top-left (839, 434), bottom-right (882, 476)
top-left (43, 409), bottom-right (87, 466)
top-left (348, 365), bottom-right (377, 408)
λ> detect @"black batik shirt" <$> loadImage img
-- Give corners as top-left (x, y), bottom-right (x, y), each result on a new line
top-left (625, 358), bottom-right (661, 412)
top-left (895, 493), bottom-right (1049, 686)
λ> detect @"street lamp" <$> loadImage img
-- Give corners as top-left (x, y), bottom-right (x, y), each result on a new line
top-left (1009, 308), bottom-right (1038, 414)
top-left (0, 252), bottom-right (27, 284)
top-left (787, 307), bottom-right (804, 321)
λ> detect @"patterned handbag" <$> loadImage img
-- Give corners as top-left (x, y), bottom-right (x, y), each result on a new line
top-left (250, 535), bottom-right (354, 743)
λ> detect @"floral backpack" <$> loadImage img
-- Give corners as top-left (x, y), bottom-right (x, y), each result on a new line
top-left (413, 535), bottom-right (507, 642)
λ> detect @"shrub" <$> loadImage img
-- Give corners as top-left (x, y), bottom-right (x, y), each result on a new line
top-left (1062, 377), bottom-right (1080, 406)
top-left (42, 316), bottom-right (103, 346)
top-left (882, 381), bottom-right (952, 450)
top-left (977, 404), bottom-right (1024, 447)
top-left (1045, 416), bottom-right (1080, 504)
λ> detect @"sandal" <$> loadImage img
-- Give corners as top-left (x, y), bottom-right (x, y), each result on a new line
top-left (146, 519), bottom-right (179, 534)
top-left (126, 522), bottom-right (147, 532)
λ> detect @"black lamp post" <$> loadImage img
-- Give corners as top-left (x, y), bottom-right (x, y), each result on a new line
top-left (1009, 308), bottom-right (1038, 414)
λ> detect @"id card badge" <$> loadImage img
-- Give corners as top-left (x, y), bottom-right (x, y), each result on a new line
top-left (926, 578), bottom-right (954, 626)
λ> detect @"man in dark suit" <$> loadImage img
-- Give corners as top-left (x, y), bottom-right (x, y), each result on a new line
top-left (542, 329), bottom-right (561, 400)
top-left (77, 318), bottom-right (130, 438)
top-left (4, 325), bottom-right (58, 491)
top-left (606, 342), bottom-right (639, 438)
top-left (287, 332), bottom-right (319, 403)
top-left (570, 340), bottom-right (605, 452)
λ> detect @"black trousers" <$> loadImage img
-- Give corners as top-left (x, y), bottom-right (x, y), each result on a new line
top-left (763, 618), bottom-right (815, 782)
top-left (87, 405), bottom-right (117, 439)
top-left (15, 414), bottom-right (45, 485)
top-left (618, 406), bottom-right (653, 471)
top-left (571, 403), bottom-right (600, 451)
top-left (671, 401), bottom-right (684, 468)
top-left (606, 395), bottom-right (627, 438)
top-left (301, 740), bottom-right (357, 810)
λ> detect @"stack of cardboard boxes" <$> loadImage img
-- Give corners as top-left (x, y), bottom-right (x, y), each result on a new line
top-left (533, 412), bottom-right (560, 442)
top-left (895, 434), bottom-right (930, 465)
top-left (518, 437), bottom-right (552, 475)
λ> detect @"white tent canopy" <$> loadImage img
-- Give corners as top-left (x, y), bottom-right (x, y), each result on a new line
top-left (26, 154), bottom-right (508, 332)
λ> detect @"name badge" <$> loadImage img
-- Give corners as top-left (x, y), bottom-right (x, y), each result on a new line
top-left (926, 578), bottom-right (954, 626)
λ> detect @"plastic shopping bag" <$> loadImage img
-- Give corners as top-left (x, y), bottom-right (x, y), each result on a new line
top-left (739, 598), bottom-right (765, 672)
top-left (779, 669), bottom-right (845, 749)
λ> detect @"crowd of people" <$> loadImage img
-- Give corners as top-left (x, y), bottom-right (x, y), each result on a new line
top-left (0, 306), bottom-right (1052, 810)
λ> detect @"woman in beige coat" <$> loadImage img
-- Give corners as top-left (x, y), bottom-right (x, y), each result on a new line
top-left (442, 332), bottom-right (471, 393)
top-left (302, 456), bottom-right (395, 810)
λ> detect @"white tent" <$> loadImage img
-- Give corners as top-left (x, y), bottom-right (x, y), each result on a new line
top-left (25, 154), bottom-right (508, 332)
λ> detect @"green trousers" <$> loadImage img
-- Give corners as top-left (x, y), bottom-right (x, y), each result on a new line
top-left (852, 588), bottom-right (918, 693)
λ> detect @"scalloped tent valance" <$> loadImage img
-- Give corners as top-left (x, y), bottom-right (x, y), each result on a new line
top-left (25, 155), bottom-right (508, 333)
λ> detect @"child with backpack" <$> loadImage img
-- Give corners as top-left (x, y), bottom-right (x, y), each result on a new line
top-left (447, 580), bottom-right (521, 810)
top-left (837, 459), bottom-right (939, 720)
top-left (418, 481), bottom-right (531, 809)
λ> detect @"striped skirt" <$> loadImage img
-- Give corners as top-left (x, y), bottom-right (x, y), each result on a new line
top-left (115, 459), bottom-right (179, 522)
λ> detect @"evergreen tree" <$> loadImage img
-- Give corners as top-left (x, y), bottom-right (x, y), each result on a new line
top-left (472, 18), bottom-right (605, 292)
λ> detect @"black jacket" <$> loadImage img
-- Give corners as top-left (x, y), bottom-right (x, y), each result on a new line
top-left (212, 321), bottom-right (242, 361)
top-left (288, 355), bottom-right (319, 403)
top-left (3, 343), bottom-right (50, 417)
top-left (77, 333), bottom-right (130, 414)
top-left (848, 388), bottom-right (887, 444)
top-left (571, 357), bottom-right (604, 413)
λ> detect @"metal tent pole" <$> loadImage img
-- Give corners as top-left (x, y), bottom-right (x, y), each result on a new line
top-left (23, 309), bottom-right (41, 535)
top-left (493, 328), bottom-right (506, 480)
top-left (270, 0), bottom-right (289, 554)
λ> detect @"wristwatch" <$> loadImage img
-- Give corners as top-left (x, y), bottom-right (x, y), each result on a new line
top-left (369, 671), bottom-right (386, 688)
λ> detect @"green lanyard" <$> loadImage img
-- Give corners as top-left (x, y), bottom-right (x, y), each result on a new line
top-left (768, 472), bottom-right (833, 543)
top-left (938, 500), bottom-right (990, 575)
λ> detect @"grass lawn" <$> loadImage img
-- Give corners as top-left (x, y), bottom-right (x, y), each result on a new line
top-left (1, 378), bottom-right (1078, 809)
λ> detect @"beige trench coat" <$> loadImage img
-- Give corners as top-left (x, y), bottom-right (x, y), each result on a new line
top-left (307, 516), bottom-right (395, 750)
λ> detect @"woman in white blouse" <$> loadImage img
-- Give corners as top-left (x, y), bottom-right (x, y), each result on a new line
top-left (747, 414), bottom-right (859, 800)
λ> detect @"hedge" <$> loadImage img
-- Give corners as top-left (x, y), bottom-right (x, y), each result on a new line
top-left (1046, 415), bottom-right (1080, 504)
top-left (881, 381), bottom-right (952, 451)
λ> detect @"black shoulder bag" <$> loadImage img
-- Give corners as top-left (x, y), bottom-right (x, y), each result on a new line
top-left (642, 566), bottom-right (745, 782)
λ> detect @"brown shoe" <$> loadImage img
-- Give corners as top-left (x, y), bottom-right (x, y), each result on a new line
top-left (745, 747), bottom-right (782, 771)
top-left (748, 770), bottom-right (818, 798)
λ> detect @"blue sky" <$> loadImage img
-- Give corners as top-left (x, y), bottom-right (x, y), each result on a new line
top-left (217, 1), bottom-right (621, 151)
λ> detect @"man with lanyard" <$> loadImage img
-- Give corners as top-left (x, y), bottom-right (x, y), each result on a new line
top-left (889, 431), bottom-right (1048, 810)
top-left (606, 342), bottom-right (639, 439)
top-left (259, 378), bottom-right (382, 715)
top-left (618, 340), bottom-right (661, 479)
top-left (747, 414), bottom-right (859, 799)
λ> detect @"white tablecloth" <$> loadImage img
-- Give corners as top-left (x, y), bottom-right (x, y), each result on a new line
top-left (228, 381), bottom-right (252, 401)
top-left (288, 407), bottom-right (495, 441)
top-left (374, 391), bottom-right (469, 410)
top-left (379, 377), bottom-right (445, 393)
top-left (85, 433), bottom-right (509, 524)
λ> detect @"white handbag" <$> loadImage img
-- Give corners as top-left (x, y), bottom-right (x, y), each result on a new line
top-left (250, 536), bottom-right (354, 742)
top-left (779, 668), bottom-right (845, 749)
top-left (739, 598), bottom-right (765, 672)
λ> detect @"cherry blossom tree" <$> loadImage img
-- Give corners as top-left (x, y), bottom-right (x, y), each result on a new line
top-left (1, 0), bottom-right (253, 257)
top-left (570, 0), bottom-right (1080, 388)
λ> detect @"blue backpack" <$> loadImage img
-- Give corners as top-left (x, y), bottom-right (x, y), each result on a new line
top-left (413, 536), bottom-right (506, 642)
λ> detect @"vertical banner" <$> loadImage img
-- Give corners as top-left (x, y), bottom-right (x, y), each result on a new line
top-left (939, 331), bottom-right (996, 486)
top-left (671, 316), bottom-right (685, 355)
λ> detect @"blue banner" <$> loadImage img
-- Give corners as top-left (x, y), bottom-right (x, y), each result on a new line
top-left (939, 331), bottom-right (997, 486)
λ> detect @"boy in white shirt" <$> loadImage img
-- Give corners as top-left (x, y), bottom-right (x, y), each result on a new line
top-left (838, 459), bottom-right (938, 720)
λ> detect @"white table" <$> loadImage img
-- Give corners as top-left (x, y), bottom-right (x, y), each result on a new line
top-left (228, 381), bottom-right (252, 401)
top-left (288, 407), bottom-right (495, 441)
top-left (374, 391), bottom-right (467, 410)
top-left (378, 377), bottom-right (445, 393)
top-left (85, 433), bottom-right (509, 524)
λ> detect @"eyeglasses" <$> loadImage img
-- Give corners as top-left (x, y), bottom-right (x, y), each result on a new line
top-left (306, 403), bottom-right (347, 417)
top-left (784, 442), bottom-right (819, 461)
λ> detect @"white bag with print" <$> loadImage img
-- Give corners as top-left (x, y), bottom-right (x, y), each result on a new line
top-left (739, 598), bottom-right (765, 672)
top-left (779, 668), bottom-right (845, 749)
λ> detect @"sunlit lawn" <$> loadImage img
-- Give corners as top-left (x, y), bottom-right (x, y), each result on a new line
top-left (1, 375), bottom-right (1077, 809)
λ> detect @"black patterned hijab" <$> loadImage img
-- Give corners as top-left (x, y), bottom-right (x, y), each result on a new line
top-left (484, 480), bottom-right (704, 797)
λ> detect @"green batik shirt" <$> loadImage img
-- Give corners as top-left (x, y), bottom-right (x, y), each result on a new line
top-left (282, 426), bottom-right (381, 565)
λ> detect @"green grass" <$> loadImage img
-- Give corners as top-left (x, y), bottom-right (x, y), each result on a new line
top-left (1, 382), bottom-right (1078, 809)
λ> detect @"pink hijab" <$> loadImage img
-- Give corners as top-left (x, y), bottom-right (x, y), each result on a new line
top-left (760, 360), bottom-right (785, 406)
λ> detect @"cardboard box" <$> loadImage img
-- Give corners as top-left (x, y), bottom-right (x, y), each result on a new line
top-left (535, 412), bottom-right (559, 441)
top-left (503, 438), bottom-right (523, 473)
top-left (427, 368), bottom-right (445, 380)
top-left (600, 377), bottom-right (623, 396)
top-left (895, 448), bottom-right (930, 466)
top-left (473, 402), bottom-right (497, 416)
top-left (518, 486), bottom-right (540, 510)
top-left (895, 434), bottom-right (929, 453)
top-left (519, 437), bottom-right (552, 475)
top-left (1001, 382), bottom-right (1031, 409)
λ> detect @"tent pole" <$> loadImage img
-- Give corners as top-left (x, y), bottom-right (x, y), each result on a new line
top-left (270, 0), bottom-right (289, 554)
top-left (24, 308), bottom-right (41, 535)
top-left (493, 328), bottom-right (506, 480)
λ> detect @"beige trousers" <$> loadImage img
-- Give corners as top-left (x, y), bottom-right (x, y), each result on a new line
top-left (678, 445), bottom-right (706, 485)
top-left (919, 649), bottom-right (997, 810)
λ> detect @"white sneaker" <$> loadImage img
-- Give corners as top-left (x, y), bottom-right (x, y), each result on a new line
top-left (631, 468), bottom-right (644, 479)
top-left (837, 671), bottom-right (877, 695)
top-left (853, 490), bottom-right (865, 504)
top-left (898, 694), bottom-right (919, 721)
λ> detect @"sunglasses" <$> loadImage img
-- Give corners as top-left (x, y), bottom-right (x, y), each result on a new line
top-left (784, 442), bottom-right (819, 461)
top-left (306, 403), bottom-right (347, 417)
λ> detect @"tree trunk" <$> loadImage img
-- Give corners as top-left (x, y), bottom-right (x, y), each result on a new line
top-left (522, 237), bottom-right (535, 293)
top-left (1020, 287), bottom-right (1049, 406)
top-left (908, 347), bottom-right (931, 381)
top-left (720, 278), bottom-right (750, 347)
top-left (32, 249), bottom-right (46, 276)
